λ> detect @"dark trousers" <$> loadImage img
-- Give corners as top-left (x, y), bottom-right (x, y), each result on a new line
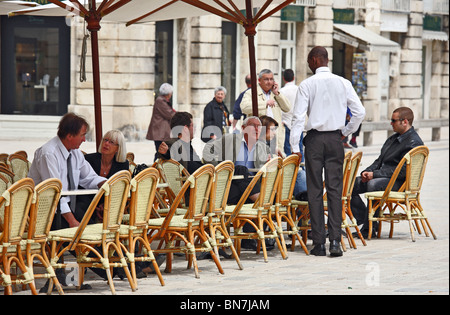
top-left (227, 165), bottom-right (261, 205)
top-left (351, 176), bottom-right (403, 231)
top-left (304, 130), bottom-right (344, 244)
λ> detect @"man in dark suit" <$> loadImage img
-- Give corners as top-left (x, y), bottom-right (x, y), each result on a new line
top-left (351, 107), bottom-right (424, 238)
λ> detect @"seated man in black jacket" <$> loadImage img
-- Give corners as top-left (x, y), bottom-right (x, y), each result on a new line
top-left (157, 112), bottom-right (203, 174)
top-left (351, 107), bottom-right (424, 238)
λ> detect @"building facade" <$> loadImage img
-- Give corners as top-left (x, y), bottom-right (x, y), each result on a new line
top-left (0, 0), bottom-right (448, 145)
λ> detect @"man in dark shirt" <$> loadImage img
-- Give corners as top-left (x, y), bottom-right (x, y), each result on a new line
top-left (351, 107), bottom-right (424, 238)
top-left (157, 112), bottom-right (203, 174)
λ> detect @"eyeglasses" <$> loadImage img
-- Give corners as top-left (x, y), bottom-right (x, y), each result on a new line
top-left (391, 118), bottom-right (404, 124)
top-left (103, 138), bottom-right (118, 146)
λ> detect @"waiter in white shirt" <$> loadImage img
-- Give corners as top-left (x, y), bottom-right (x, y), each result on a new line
top-left (290, 46), bottom-right (365, 257)
top-left (29, 113), bottom-right (106, 229)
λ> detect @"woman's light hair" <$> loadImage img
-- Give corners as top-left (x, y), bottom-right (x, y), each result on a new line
top-left (214, 86), bottom-right (227, 95)
top-left (98, 129), bottom-right (127, 163)
top-left (159, 83), bottom-right (173, 96)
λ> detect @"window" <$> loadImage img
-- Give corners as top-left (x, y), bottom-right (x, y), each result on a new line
top-left (155, 21), bottom-right (173, 95)
top-left (280, 21), bottom-right (296, 86)
top-left (1, 16), bottom-right (70, 116)
top-left (221, 21), bottom-right (237, 113)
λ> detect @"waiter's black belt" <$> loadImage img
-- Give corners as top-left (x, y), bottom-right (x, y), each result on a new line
top-left (308, 129), bottom-right (341, 134)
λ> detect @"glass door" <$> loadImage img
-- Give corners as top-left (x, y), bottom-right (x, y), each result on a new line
top-left (1, 16), bottom-right (70, 116)
top-left (221, 21), bottom-right (237, 113)
top-left (155, 20), bottom-right (174, 96)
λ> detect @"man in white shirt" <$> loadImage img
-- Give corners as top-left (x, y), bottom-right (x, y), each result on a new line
top-left (290, 46), bottom-right (365, 257)
top-left (29, 113), bottom-right (106, 229)
top-left (280, 69), bottom-right (302, 157)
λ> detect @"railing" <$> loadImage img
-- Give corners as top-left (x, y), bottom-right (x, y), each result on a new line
top-left (333, 0), bottom-right (366, 9)
top-left (423, 0), bottom-right (449, 14)
top-left (293, 0), bottom-right (316, 6)
top-left (380, 0), bottom-right (411, 13)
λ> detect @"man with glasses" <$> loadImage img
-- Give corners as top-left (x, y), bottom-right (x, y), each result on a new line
top-left (351, 106), bottom-right (424, 238)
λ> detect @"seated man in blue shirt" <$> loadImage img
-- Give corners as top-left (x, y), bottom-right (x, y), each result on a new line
top-left (203, 116), bottom-right (270, 204)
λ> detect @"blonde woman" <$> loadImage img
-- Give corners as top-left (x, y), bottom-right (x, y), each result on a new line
top-left (75, 130), bottom-right (129, 223)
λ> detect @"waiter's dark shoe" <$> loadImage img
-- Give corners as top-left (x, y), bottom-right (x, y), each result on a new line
top-left (310, 244), bottom-right (326, 256)
top-left (329, 240), bottom-right (343, 257)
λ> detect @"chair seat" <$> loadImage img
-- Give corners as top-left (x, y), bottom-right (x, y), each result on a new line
top-left (365, 191), bottom-right (417, 200)
top-left (119, 225), bottom-right (145, 236)
top-left (291, 200), bottom-right (308, 206)
top-left (0, 240), bottom-right (41, 253)
top-left (148, 215), bottom-right (203, 228)
top-left (224, 204), bottom-right (270, 216)
top-left (157, 208), bottom-right (187, 215)
top-left (48, 224), bottom-right (117, 242)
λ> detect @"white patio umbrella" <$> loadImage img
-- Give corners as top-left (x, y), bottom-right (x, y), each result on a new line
top-left (0, 0), bottom-right (39, 15)
top-left (9, 0), bottom-right (296, 146)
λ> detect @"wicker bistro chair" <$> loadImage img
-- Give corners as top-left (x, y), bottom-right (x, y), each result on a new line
top-left (119, 167), bottom-right (165, 287)
top-left (339, 151), bottom-right (366, 248)
top-left (0, 153), bottom-right (8, 164)
top-left (290, 151), bottom-right (353, 251)
top-left (205, 161), bottom-right (243, 270)
top-left (365, 146), bottom-right (436, 242)
top-left (25, 178), bottom-right (65, 295)
top-left (224, 157), bottom-right (287, 263)
top-left (272, 155), bottom-right (309, 256)
top-left (47, 171), bottom-right (136, 295)
top-left (147, 164), bottom-right (224, 279)
top-left (7, 153), bottom-right (31, 183)
top-left (13, 151), bottom-right (28, 159)
top-left (0, 165), bottom-right (15, 184)
top-left (0, 174), bottom-right (11, 220)
top-left (0, 178), bottom-right (37, 295)
top-left (154, 159), bottom-right (190, 212)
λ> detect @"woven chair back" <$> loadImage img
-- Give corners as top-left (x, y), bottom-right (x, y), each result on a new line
top-left (31, 178), bottom-right (62, 239)
top-left (279, 155), bottom-right (300, 202)
top-left (212, 161), bottom-right (234, 212)
top-left (130, 167), bottom-right (159, 226)
top-left (0, 178), bottom-right (34, 244)
top-left (8, 154), bottom-right (30, 183)
top-left (406, 146), bottom-right (429, 193)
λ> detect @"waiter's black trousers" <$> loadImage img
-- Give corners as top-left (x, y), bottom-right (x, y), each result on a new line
top-left (304, 130), bottom-right (344, 245)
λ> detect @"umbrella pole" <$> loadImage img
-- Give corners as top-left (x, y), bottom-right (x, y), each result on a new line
top-left (245, 0), bottom-right (258, 117)
top-left (90, 30), bottom-right (103, 148)
top-left (86, 9), bottom-right (103, 148)
top-left (246, 31), bottom-right (258, 117)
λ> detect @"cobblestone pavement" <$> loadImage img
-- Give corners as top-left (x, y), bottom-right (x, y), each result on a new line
top-left (3, 130), bottom-right (448, 298)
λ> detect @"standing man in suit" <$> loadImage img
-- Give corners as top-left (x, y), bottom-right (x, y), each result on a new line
top-left (240, 69), bottom-right (291, 152)
top-left (290, 46), bottom-right (365, 257)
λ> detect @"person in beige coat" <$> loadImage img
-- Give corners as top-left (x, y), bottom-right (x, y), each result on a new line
top-left (240, 69), bottom-right (291, 152)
